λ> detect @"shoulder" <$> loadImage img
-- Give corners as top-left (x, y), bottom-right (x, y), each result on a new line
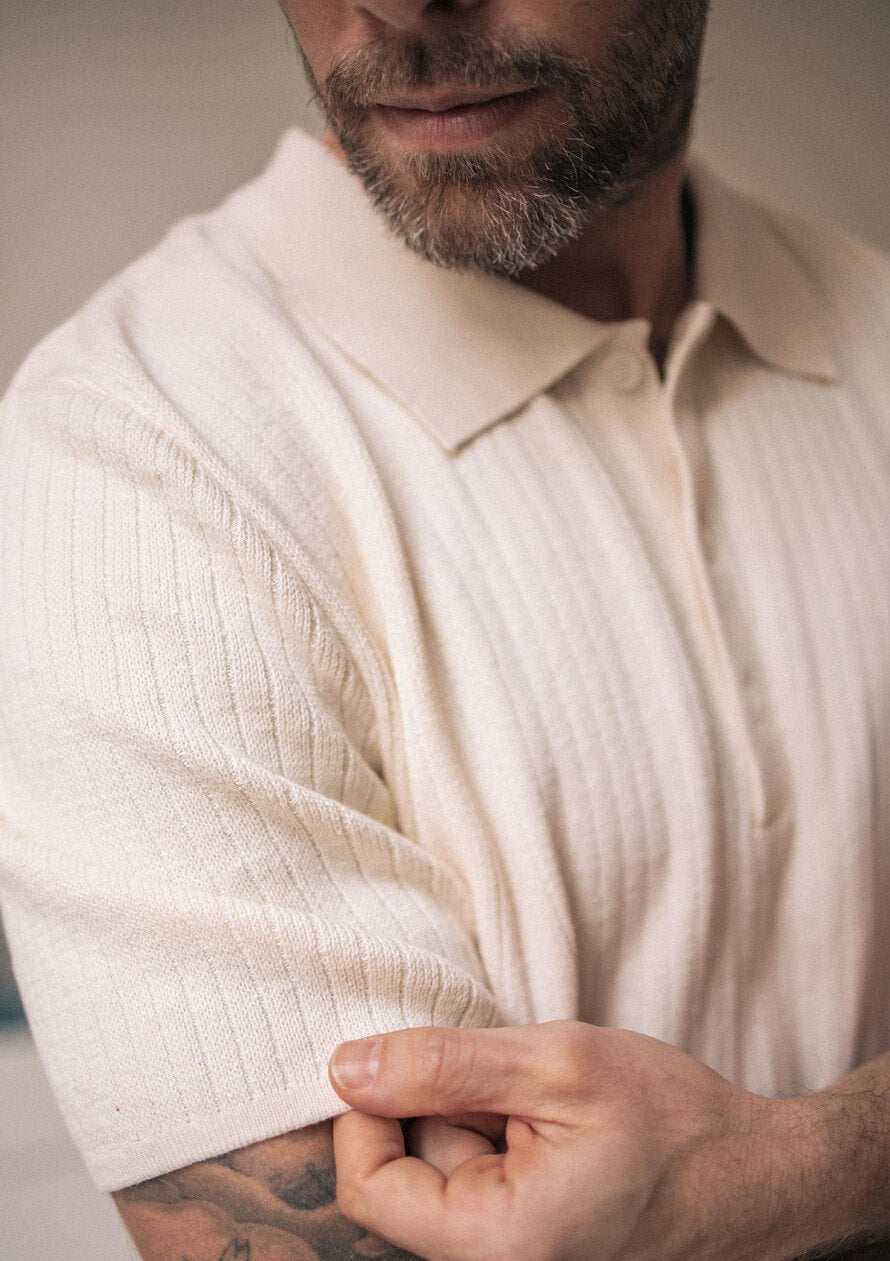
top-left (0, 204), bottom-right (398, 781)
top-left (692, 157), bottom-right (890, 325)
top-left (1, 180), bottom-right (377, 603)
top-left (693, 159), bottom-right (889, 406)
top-left (0, 197), bottom-right (399, 734)
top-left (1, 189), bottom-right (333, 455)
top-left (761, 198), bottom-right (890, 328)
top-left (763, 204), bottom-right (890, 419)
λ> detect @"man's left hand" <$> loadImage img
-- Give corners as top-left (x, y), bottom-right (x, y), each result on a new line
top-left (326, 1019), bottom-right (839, 1260)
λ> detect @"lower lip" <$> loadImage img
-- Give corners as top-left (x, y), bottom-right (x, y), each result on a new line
top-left (374, 88), bottom-right (544, 148)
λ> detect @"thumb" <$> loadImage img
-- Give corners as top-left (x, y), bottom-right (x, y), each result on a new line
top-left (328, 1021), bottom-right (588, 1119)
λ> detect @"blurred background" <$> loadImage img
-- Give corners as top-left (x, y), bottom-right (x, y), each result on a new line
top-left (1, 0), bottom-right (888, 1255)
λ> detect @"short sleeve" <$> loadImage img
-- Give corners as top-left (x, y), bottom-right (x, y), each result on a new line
top-left (0, 378), bottom-right (503, 1191)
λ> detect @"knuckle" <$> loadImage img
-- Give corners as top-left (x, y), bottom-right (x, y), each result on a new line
top-left (543, 1022), bottom-right (595, 1095)
top-left (418, 1026), bottom-right (472, 1105)
top-left (335, 1176), bottom-right (371, 1226)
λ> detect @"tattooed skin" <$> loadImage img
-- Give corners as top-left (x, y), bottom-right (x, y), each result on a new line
top-left (112, 1119), bottom-right (419, 1260)
top-left (113, 1119), bottom-right (889, 1261)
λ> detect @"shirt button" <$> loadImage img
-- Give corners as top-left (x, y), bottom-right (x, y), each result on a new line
top-left (607, 351), bottom-right (646, 393)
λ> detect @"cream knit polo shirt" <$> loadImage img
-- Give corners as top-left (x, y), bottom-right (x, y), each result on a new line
top-left (0, 127), bottom-right (888, 1192)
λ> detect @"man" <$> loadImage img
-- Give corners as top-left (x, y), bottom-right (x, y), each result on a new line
top-left (0, 0), bottom-right (887, 1256)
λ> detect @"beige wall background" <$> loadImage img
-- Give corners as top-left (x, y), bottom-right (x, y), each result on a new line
top-left (1, 0), bottom-right (888, 396)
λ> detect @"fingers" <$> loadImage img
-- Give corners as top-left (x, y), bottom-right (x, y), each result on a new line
top-left (334, 1109), bottom-right (516, 1258)
top-left (440, 1112), bottom-right (508, 1147)
top-left (405, 1115), bottom-right (498, 1177)
top-left (332, 1110), bottom-right (451, 1255)
top-left (328, 1021), bottom-right (594, 1120)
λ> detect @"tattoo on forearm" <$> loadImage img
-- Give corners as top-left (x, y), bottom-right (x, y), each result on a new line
top-left (218, 1245), bottom-right (253, 1261)
top-left (112, 1120), bottom-right (419, 1260)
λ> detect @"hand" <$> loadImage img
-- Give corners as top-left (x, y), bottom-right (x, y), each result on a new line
top-left (327, 1020), bottom-right (807, 1261)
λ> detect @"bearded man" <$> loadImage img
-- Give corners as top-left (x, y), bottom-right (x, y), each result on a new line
top-left (0, 1), bottom-right (887, 1258)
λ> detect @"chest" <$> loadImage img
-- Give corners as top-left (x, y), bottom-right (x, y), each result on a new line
top-left (376, 376), bottom-right (887, 1041)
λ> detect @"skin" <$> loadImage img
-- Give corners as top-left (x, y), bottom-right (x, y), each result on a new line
top-left (113, 3), bottom-right (889, 1258)
top-left (325, 1023), bottom-right (890, 1259)
top-left (112, 1122), bottom-right (419, 1260)
top-left (113, 1026), bottom-right (890, 1261)
top-left (111, 1114), bottom-right (503, 1259)
top-left (280, 0), bottom-right (701, 362)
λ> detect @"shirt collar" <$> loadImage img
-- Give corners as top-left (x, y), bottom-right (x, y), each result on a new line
top-left (226, 127), bottom-right (839, 452)
top-left (687, 157), bottom-right (839, 387)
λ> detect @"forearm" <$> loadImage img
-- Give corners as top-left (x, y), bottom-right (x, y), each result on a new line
top-left (645, 1050), bottom-right (890, 1261)
top-left (730, 1050), bottom-right (890, 1261)
top-left (782, 1049), bottom-right (890, 1259)
top-left (113, 1048), bottom-right (890, 1261)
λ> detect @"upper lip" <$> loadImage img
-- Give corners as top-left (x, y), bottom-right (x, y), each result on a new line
top-left (374, 85), bottom-right (532, 113)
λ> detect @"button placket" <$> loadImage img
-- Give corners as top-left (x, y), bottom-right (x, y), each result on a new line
top-left (674, 415), bottom-right (795, 840)
top-left (666, 312), bottom-right (795, 844)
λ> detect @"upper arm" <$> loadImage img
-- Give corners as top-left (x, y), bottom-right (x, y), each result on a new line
top-left (0, 380), bottom-right (502, 1190)
top-left (113, 1118), bottom-right (418, 1260)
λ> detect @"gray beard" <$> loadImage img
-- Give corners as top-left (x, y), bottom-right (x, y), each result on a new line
top-left (343, 136), bottom-right (603, 276)
top-left (297, 5), bottom-right (707, 276)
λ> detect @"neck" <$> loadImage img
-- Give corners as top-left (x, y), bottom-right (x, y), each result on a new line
top-left (515, 156), bottom-right (694, 370)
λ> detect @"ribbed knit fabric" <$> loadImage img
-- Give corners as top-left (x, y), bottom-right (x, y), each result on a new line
top-left (0, 129), bottom-right (887, 1191)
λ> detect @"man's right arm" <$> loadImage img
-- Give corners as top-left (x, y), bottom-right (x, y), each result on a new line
top-left (112, 1119), bottom-right (420, 1260)
top-left (1, 379), bottom-right (504, 1252)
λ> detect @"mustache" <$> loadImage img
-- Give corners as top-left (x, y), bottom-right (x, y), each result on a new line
top-left (319, 30), bottom-right (590, 113)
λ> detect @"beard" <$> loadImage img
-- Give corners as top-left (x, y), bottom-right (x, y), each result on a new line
top-left (294, 2), bottom-right (708, 277)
